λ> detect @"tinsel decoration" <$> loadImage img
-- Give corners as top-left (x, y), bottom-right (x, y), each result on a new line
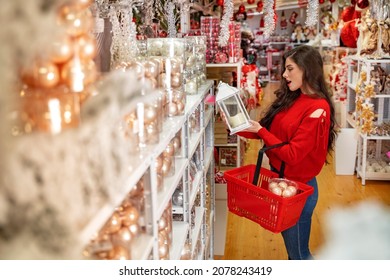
top-left (263, 0), bottom-right (275, 40)
top-left (305, 0), bottom-right (319, 27)
top-left (166, 1), bottom-right (177, 37)
top-left (109, 2), bottom-right (137, 68)
top-left (219, 0), bottom-right (234, 47)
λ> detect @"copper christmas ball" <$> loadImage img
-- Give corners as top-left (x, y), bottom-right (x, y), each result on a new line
top-left (103, 211), bottom-right (122, 234)
top-left (176, 100), bottom-right (185, 114)
top-left (121, 205), bottom-right (140, 226)
top-left (21, 60), bottom-right (60, 89)
top-left (108, 245), bottom-right (130, 260)
top-left (168, 102), bottom-right (178, 116)
top-left (143, 60), bottom-right (159, 78)
top-left (57, 3), bottom-right (94, 37)
top-left (76, 34), bottom-right (97, 60)
top-left (49, 35), bottom-right (74, 64)
top-left (144, 105), bottom-right (157, 123)
top-left (171, 73), bottom-right (182, 88)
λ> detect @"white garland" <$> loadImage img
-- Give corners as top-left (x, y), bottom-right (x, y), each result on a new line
top-left (305, 0), bottom-right (319, 28)
top-left (219, 0), bottom-right (234, 47)
top-left (263, 0), bottom-right (275, 40)
top-left (109, 3), bottom-right (137, 67)
top-left (166, 1), bottom-right (177, 38)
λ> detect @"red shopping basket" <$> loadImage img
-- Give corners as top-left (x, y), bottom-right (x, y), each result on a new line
top-left (223, 143), bottom-right (314, 233)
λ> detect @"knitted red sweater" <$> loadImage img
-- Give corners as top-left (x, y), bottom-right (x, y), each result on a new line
top-left (237, 94), bottom-right (331, 183)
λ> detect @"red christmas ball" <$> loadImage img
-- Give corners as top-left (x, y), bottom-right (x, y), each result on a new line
top-left (257, 1), bottom-right (263, 10)
top-left (357, 0), bottom-right (369, 9)
top-left (217, 0), bottom-right (224, 6)
top-left (238, 4), bottom-right (246, 14)
top-left (247, 0), bottom-right (255, 4)
top-left (319, 0), bottom-right (325, 4)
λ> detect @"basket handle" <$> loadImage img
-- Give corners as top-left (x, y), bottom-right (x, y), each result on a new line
top-left (252, 142), bottom-right (288, 185)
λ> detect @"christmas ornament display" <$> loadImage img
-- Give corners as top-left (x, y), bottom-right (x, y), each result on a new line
top-left (18, 0), bottom-right (99, 134)
top-left (84, 177), bottom-right (145, 260)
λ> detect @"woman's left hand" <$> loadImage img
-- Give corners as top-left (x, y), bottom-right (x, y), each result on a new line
top-left (242, 120), bottom-right (263, 133)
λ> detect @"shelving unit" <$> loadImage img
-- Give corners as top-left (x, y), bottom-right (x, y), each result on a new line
top-left (344, 56), bottom-right (390, 185)
top-left (80, 80), bottom-right (215, 259)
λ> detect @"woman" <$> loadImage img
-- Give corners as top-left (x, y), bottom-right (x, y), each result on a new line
top-left (237, 45), bottom-right (338, 260)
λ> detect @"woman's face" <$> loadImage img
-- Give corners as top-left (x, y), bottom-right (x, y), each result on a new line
top-left (282, 57), bottom-right (304, 92)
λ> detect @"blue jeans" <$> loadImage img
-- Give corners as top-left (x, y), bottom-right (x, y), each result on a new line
top-left (270, 166), bottom-right (318, 260)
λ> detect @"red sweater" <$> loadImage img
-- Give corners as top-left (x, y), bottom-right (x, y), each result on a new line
top-left (237, 93), bottom-right (331, 183)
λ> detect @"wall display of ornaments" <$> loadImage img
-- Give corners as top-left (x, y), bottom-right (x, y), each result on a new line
top-left (344, 56), bottom-right (390, 185)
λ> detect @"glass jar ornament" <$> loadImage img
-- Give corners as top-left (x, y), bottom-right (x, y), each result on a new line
top-left (216, 82), bottom-right (251, 134)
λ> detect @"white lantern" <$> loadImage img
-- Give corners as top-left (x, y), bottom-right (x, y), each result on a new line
top-left (216, 82), bottom-right (251, 134)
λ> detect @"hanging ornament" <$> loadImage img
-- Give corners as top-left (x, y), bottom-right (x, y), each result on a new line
top-left (305, 0), bottom-right (319, 27)
top-left (165, 1), bottom-right (177, 38)
top-left (256, 1), bottom-right (264, 12)
top-left (263, 0), bottom-right (275, 39)
top-left (217, 0), bottom-right (224, 6)
top-left (238, 4), bottom-right (246, 14)
top-left (219, 0), bottom-right (234, 47)
top-left (247, 0), bottom-right (255, 4)
top-left (318, 0), bottom-right (325, 4)
top-left (289, 11), bottom-right (298, 24)
top-left (356, 0), bottom-right (369, 9)
top-left (280, 11), bottom-right (287, 29)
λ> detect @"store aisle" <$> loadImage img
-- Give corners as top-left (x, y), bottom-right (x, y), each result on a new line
top-left (219, 82), bottom-right (390, 260)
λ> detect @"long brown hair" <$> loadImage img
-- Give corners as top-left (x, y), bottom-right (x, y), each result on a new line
top-left (260, 45), bottom-right (337, 159)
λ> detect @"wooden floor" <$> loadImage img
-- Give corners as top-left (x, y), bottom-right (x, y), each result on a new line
top-left (217, 82), bottom-right (390, 260)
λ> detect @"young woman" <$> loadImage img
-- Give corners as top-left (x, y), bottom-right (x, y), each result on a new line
top-left (236, 45), bottom-right (338, 260)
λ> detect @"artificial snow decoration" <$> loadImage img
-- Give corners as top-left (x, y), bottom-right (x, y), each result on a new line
top-left (109, 2), bottom-right (138, 68)
top-left (219, 0), bottom-right (234, 47)
top-left (305, 0), bottom-right (319, 27)
top-left (263, 0), bottom-right (275, 40)
top-left (166, 1), bottom-right (177, 37)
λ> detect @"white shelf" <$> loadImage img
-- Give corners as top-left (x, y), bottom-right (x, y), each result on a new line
top-left (357, 169), bottom-right (390, 181)
top-left (170, 222), bottom-right (189, 260)
top-left (205, 108), bottom-right (213, 128)
top-left (204, 147), bottom-right (214, 173)
top-left (360, 133), bottom-right (390, 140)
top-left (345, 56), bottom-right (390, 185)
top-left (191, 207), bottom-right (205, 253)
top-left (189, 171), bottom-right (203, 209)
top-left (189, 129), bottom-right (203, 160)
top-left (131, 234), bottom-right (155, 260)
top-left (206, 62), bottom-right (241, 68)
